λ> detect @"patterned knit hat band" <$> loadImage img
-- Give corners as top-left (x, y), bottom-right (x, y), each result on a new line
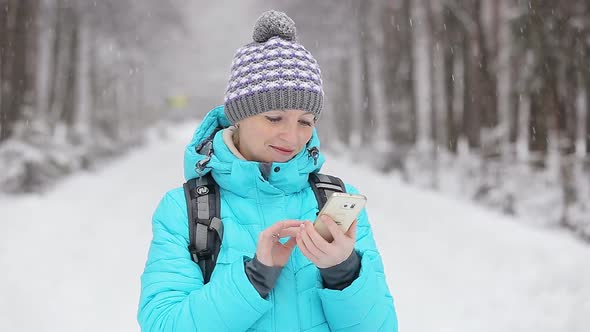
top-left (224, 10), bottom-right (324, 124)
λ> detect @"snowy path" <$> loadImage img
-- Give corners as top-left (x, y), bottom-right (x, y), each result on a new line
top-left (1, 122), bottom-right (589, 332)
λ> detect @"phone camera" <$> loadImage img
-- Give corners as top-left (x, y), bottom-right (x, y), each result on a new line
top-left (342, 202), bottom-right (355, 209)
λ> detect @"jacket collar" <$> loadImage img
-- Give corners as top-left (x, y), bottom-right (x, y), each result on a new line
top-left (183, 105), bottom-right (325, 198)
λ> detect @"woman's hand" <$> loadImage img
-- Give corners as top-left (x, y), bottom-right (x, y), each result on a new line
top-left (256, 220), bottom-right (303, 267)
top-left (296, 215), bottom-right (357, 268)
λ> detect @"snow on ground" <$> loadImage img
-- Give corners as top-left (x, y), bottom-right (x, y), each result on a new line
top-left (1, 121), bottom-right (589, 332)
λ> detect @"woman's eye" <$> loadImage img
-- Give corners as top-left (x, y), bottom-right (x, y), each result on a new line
top-left (265, 116), bottom-right (281, 123)
top-left (299, 120), bottom-right (313, 127)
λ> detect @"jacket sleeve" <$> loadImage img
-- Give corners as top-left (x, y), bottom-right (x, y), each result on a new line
top-left (137, 189), bottom-right (272, 332)
top-left (317, 184), bottom-right (398, 332)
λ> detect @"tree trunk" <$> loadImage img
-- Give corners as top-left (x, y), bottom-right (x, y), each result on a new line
top-left (557, 63), bottom-right (578, 228)
top-left (443, 6), bottom-right (458, 153)
top-left (404, 0), bottom-right (417, 144)
top-left (112, 79), bottom-right (121, 141)
top-left (89, 30), bottom-right (101, 139)
top-left (24, 0), bottom-right (39, 121)
top-left (0, 0), bottom-right (20, 141)
top-left (525, 0), bottom-right (553, 169)
top-left (0, 0), bottom-right (40, 141)
top-left (8, 0), bottom-right (28, 123)
top-left (380, 0), bottom-right (414, 171)
top-left (498, 0), bottom-right (519, 161)
top-left (586, 71), bottom-right (590, 159)
top-left (479, 0), bottom-right (499, 159)
top-left (0, 1), bottom-right (6, 80)
top-left (335, 56), bottom-right (352, 146)
top-left (61, 6), bottom-right (78, 129)
top-left (585, 45), bottom-right (590, 161)
top-left (559, 65), bottom-right (577, 156)
top-left (528, 78), bottom-right (550, 169)
top-left (582, 52), bottom-right (590, 161)
top-left (425, 0), bottom-right (437, 146)
top-left (508, 51), bottom-right (521, 146)
top-left (381, 0), bottom-right (400, 145)
top-left (462, 33), bottom-right (481, 149)
top-left (425, 0), bottom-right (440, 188)
top-left (357, 0), bottom-right (376, 146)
top-left (382, 0), bottom-right (416, 147)
top-left (47, 0), bottom-right (63, 130)
top-left (0, 0), bottom-right (10, 141)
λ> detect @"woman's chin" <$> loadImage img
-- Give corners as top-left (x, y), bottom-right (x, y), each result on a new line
top-left (270, 156), bottom-right (291, 163)
top-left (266, 148), bottom-right (295, 163)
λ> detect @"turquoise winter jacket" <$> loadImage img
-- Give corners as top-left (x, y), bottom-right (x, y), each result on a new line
top-left (138, 106), bottom-right (398, 331)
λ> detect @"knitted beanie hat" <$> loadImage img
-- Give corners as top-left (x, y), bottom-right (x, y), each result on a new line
top-left (223, 10), bottom-right (324, 124)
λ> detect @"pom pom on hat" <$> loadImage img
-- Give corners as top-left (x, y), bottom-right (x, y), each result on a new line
top-left (252, 10), bottom-right (297, 43)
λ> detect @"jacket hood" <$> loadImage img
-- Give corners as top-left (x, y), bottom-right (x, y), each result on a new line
top-left (183, 105), bottom-right (325, 197)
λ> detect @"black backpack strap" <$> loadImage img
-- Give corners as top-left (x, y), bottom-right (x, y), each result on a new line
top-left (183, 173), bottom-right (223, 284)
top-left (309, 173), bottom-right (347, 211)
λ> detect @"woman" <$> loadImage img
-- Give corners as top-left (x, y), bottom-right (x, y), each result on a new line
top-left (138, 10), bottom-right (397, 331)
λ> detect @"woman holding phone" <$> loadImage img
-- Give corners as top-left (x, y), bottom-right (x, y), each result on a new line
top-left (138, 10), bottom-right (397, 331)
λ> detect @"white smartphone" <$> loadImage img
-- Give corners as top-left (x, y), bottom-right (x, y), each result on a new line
top-left (314, 192), bottom-right (367, 242)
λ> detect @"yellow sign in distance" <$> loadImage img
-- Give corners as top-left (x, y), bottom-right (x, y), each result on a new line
top-left (167, 95), bottom-right (188, 109)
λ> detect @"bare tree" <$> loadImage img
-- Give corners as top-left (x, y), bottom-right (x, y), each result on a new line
top-left (0, 0), bottom-right (40, 141)
top-left (514, 0), bottom-right (550, 168)
top-left (587, 68), bottom-right (590, 164)
top-left (45, 0), bottom-right (80, 132)
top-left (424, 0), bottom-right (443, 188)
top-left (380, 0), bottom-right (417, 169)
top-left (459, 0), bottom-right (483, 150)
top-left (478, 0), bottom-right (499, 160)
top-left (0, 0), bottom-right (189, 193)
top-left (507, 30), bottom-right (522, 152)
top-left (357, 0), bottom-right (376, 145)
top-left (442, 4), bottom-right (461, 153)
top-left (582, 6), bottom-right (590, 166)
top-left (0, 0), bottom-right (14, 141)
top-left (333, 56), bottom-right (354, 146)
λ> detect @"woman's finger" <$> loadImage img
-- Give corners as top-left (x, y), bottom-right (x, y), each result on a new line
top-left (345, 219), bottom-right (358, 239)
top-left (262, 220), bottom-right (304, 241)
top-left (282, 236), bottom-right (297, 251)
top-left (298, 224), bottom-right (325, 258)
top-left (296, 233), bottom-right (318, 262)
top-left (279, 226), bottom-right (301, 239)
top-left (274, 220), bottom-right (305, 234)
top-left (304, 221), bottom-right (332, 253)
top-left (322, 215), bottom-right (347, 242)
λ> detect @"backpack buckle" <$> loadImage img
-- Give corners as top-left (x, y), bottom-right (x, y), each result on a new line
top-left (188, 245), bottom-right (213, 262)
top-left (196, 248), bottom-right (212, 261)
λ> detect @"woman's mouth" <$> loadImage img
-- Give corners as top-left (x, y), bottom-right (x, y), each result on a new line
top-left (270, 145), bottom-right (295, 155)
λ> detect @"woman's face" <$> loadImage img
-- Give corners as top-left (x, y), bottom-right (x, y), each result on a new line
top-left (236, 109), bottom-right (316, 163)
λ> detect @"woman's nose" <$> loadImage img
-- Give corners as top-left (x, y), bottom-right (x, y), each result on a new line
top-left (278, 121), bottom-right (298, 143)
